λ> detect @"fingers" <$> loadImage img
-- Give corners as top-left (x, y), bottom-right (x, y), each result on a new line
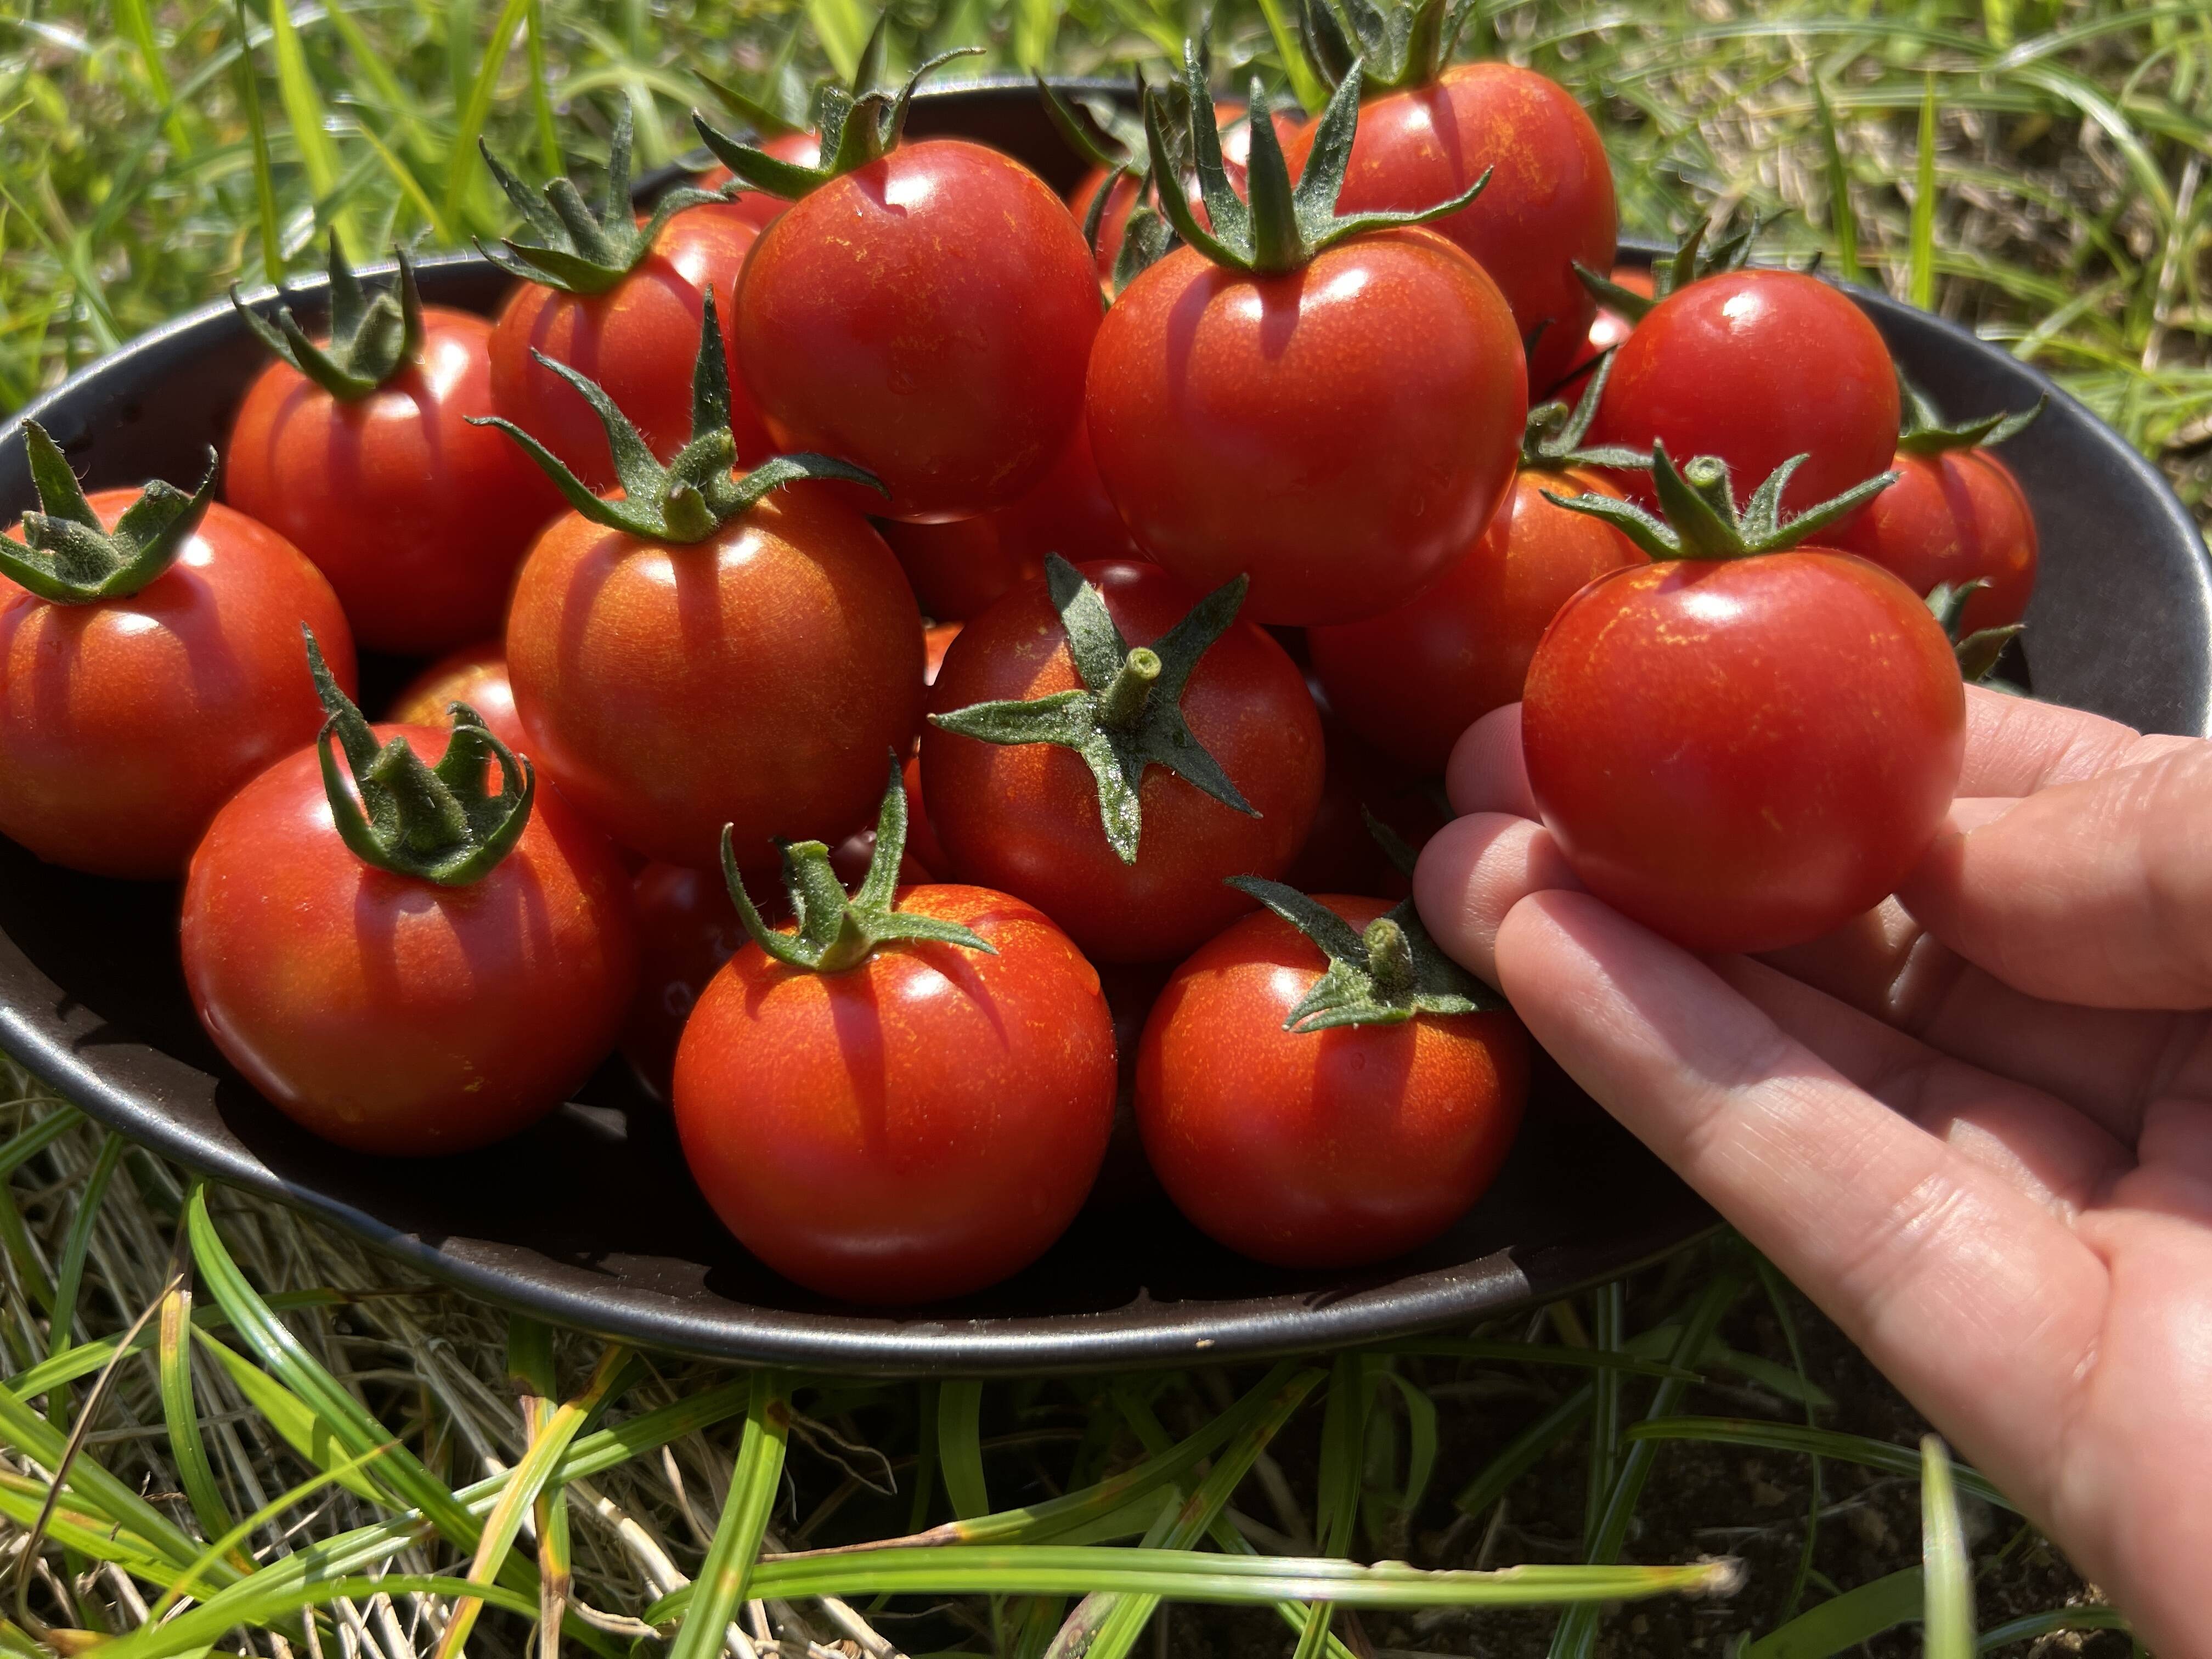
top-left (1444, 704), bottom-right (1536, 819)
top-left (1958, 685), bottom-right (2196, 796)
top-left (1413, 811), bottom-right (1580, 985)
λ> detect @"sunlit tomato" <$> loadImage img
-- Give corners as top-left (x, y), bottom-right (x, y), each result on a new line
top-left (1307, 469), bottom-right (1647, 772)
top-left (922, 560), bottom-right (1324, 963)
top-left (735, 140), bottom-right (1103, 522)
top-left (1067, 103), bottom-right (1295, 286)
top-left (504, 478), bottom-right (924, 870)
top-left (672, 884), bottom-right (1117, 1302)
top-left (181, 725), bottom-right (636, 1154)
top-left (1523, 551), bottom-right (1965, 954)
top-left (923, 622), bottom-right (961, 685)
top-left (1281, 719), bottom-right (1449, 900)
top-left (1088, 230), bottom-right (1526, 625)
top-left (1587, 270), bottom-right (1899, 521)
top-left (0, 498), bottom-right (353, 879)
top-left (490, 209), bottom-right (771, 491)
top-left (1285, 64), bottom-right (1617, 393)
top-left (901, 751), bottom-right (949, 875)
top-left (696, 131), bottom-right (822, 229)
top-left (387, 640), bottom-right (529, 757)
top-left (227, 307), bottom-right (559, 654)
top-left (1832, 447), bottom-right (2038, 630)
top-left (1565, 265), bottom-right (1652, 382)
top-left (1137, 894), bottom-right (1530, 1268)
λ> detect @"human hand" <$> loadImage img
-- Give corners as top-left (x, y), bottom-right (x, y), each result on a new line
top-left (1414, 686), bottom-right (2212, 1652)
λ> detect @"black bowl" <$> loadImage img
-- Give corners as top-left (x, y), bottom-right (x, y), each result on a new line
top-left (2, 80), bottom-right (2205, 1374)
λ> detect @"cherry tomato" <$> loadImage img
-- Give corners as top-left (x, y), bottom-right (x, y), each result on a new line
top-left (227, 306), bottom-right (558, 654)
top-left (387, 640), bottom-right (529, 757)
top-left (922, 560), bottom-right (1324, 963)
top-left (1137, 894), bottom-right (1530, 1268)
top-left (1281, 719), bottom-right (1448, 900)
top-left (697, 131), bottom-right (822, 229)
top-left (1307, 467), bottom-right (1647, 771)
top-left (1068, 103), bottom-right (1294, 286)
top-left (734, 140), bottom-right (1103, 522)
top-left (490, 209), bottom-right (771, 492)
top-left (672, 883), bottom-right (1116, 1302)
top-left (504, 475), bottom-right (924, 870)
top-left (621, 861), bottom-right (756, 1103)
top-left (1832, 447), bottom-right (2038, 630)
top-left (1564, 265), bottom-right (1652, 382)
top-left (1087, 229), bottom-right (1526, 625)
top-left (923, 621), bottom-right (961, 686)
top-left (1, 496), bottom-right (354, 879)
top-left (1523, 551), bottom-right (1965, 954)
top-left (1586, 270), bottom-right (1899, 521)
top-left (901, 751), bottom-right (949, 876)
top-left (1285, 64), bottom-right (1617, 394)
top-left (181, 724), bottom-right (637, 1154)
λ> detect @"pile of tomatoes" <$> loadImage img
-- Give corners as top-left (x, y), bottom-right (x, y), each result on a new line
top-left (0, 14), bottom-right (2043, 1307)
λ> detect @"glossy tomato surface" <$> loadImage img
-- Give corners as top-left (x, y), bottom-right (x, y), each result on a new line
top-left (1137, 894), bottom-right (1530, 1268)
top-left (1286, 64), bottom-right (1617, 393)
top-left (922, 560), bottom-right (1324, 963)
top-left (1307, 467), bottom-right (1646, 771)
top-left (1564, 265), bottom-right (1652, 382)
top-left (696, 131), bottom-right (822, 229)
top-left (181, 725), bottom-right (637, 1154)
top-left (672, 884), bottom-right (1117, 1304)
top-left (1087, 230), bottom-right (1525, 625)
top-left (228, 306), bottom-right (560, 653)
top-left (736, 140), bottom-right (1103, 522)
top-left (1523, 550), bottom-right (1966, 954)
top-left (1833, 448), bottom-right (2038, 630)
top-left (1587, 270), bottom-right (1899, 520)
top-left (387, 640), bottom-right (529, 757)
top-left (505, 480), bottom-right (924, 870)
top-left (489, 208), bottom-right (770, 491)
top-left (0, 495), bottom-right (353, 879)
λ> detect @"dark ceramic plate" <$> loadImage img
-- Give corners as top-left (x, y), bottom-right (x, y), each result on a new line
top-left (2, 81), bottom-right (2205, 1374)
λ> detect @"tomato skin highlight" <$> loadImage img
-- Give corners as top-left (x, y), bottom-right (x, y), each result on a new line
top-left (672, 884), bottom-right (1117, 1304)
top-left (1523, 550), bottom-right (1966, 955)
top-left (489, 209), bottom-right (770, 491)
top-left (1831, 448), bottom-right (2038, 631)
top-left (1308, 468), bottom-right (1646, 773)
top-left (1284, 64), bottom-right (1618, 394)
top-left (227, 306), bottom-right (560, 654)
top-left (180, 724), bottom-right (637, 1155)
top-left (1086, 230), bottom-right (1526, 625)
top-left (1565, 264), bottom-right (1651, 380)
top-left (504, 482), bottom-right (924, 870)
top-left (387, 640), bottom-right (529, 757)
top-left (1137, 895), bottom-right (1529, 1269)
top-left (922, 560), bottom-right (1324, 964)
top-left (735, 140), bottom-right (1103, 522)
top-left (0, 495), bottom-right (354, 879)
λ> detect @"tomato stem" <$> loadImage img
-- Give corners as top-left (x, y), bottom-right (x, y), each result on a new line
top-left (1363, 918), bottom-right (1416, 997)
top-left (1098, 647), bottom-right (1163, 730)
top-left (1893, 370), bottom-right (2045, 458)
top-left (1542, 443), bottom-right (1899, 563)
top-left (230, 236), bottom-right (424, 402)
top-left (0, 421), bottom-right (218, 605)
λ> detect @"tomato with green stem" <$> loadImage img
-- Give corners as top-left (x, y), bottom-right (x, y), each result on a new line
top-left (387, 640), bottom-right (529, 759)
top-left (695, 130), bottom-right (821, 228)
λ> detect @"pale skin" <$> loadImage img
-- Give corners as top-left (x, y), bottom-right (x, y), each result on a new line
top-left (1413, 685), bottom-right (2212, 1652)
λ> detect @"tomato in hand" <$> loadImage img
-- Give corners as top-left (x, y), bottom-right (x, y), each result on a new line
top-left (0, 431), bottom-right (354, 878)
top-left (388, 640), bottom-right (529, 758)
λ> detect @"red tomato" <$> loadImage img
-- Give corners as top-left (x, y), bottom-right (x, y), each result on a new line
top-left (1087, 229), bottom-right (1526, 625)
top-left (922, 560), bottom-right (1324, 963)
top-left (1137, 894), bottom-right (1529, 1267)
top-left (672, 884), bottom-right (1117, 1302)
top-left (1066, 102), bottom-right (1294, 286)
top-left (697, 131), bottom-right (822, 228)
top-left (504, 476), bottom-right (924, 869)
top-left (1307, 468), bottom-right (1647, 771)
top-left (900, 751), bottom-right (949, 874)
top-left (1832, 447), bottom-right (2038, 630)
top-left (1565, 265), bottom-right (1652, 381)
top-left (621, 861), bottom-right (754, 1103)
top-left (387, 640), bottom-right (529, 757)
top-left (1523, 551), bottom-right (1965, 954)
top-left (1284, 64), bottom-right (1617, 394)
top-left (0, 496), bottom-right (353, 878)
top-left (923, 621), bottom-right (961, 686)
top-left (1281, 720), bottom-right (1449, 899)
top-left (181, 725), bottom-right (637, 1154)
top-left (489, 209), bottom-right (770, 492)
top-left (1586, 270), bottom-right (1899, 522)
top-left (734, 140), bottom-right (1103, 522)
top-left (227, 306), bottom-right (559, 654)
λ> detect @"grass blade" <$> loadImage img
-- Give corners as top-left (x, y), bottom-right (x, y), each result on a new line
top-left (1910, 74), bottom-right (1939, 311)
top-left (1454, 1386), bottom-right (1594, 1520)
top-left (1584, 1283), bottom-right (1622, 1550)
top-left (47, 1130), bottom-right (123, 1365)
top-left (440, 0), bottom-right (534, 235)
top-left (1977, 1607), bottom-right (2128, 1648)
top-left (938, 1378), bottom-right (990, 1521)
top-left (1921, 1435), bottom-right (1976, 1658)
top-left (264, 0), bottom-right (354, 255)
top-left (524, 0), bottom-right (562, 177)
top-left (234, 0), bottom-right (286, 284)
top-left (668, 1369), bottom-right (790, 1659)
top-left (112, 0), bottom-right (193, 155)
top-left (157, 1276), bottom-right (240, 1563)
top-left (1742, 1567), bottom-right (1923, 1657)
top-left (1809, 73), bottom-right (1863, 285)
top-left (1623, 1419), bottom-right (2015, 1513)
top-left (1293, 1354), bottom-right (1369, 1659)
top-left (804, 0), bottom-right (873, 83)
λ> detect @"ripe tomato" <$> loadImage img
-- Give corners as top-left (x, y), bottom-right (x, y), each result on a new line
top-left (1307, 467), bottom-right (1647, 771)
top-left (1088, 229), bottom-right (1526, 624)
top-left (923, 621), bottom-right (960, 685)
top-left (1564, 264), bottom-right (1652, 382)
top-left (922, 559), bottom-right (1324, 963)
top-left (900, 750), bottom-right (948, 874)
top-left (1523, 550), bottom-right (1965, 953)
top-left (387, 641), bottom-right (529, 758)
top-left (697, 130), bottom-right (822, 228)
top-left (1832, 446), bottom-right (2037, 630)
top-left (1068, 103), bottom-right (1294, 286)
top-left (621, 861), bottom-right (754, 1103)
top-left (1284, 64), bottom-right (1617, 394)
top-left (1, 486), bottom-right (353, 879)
top-left (673, 882), bottom-right (1116, 1303)
top-left (1587, 270), bottom-right (1899, 521)
top-left (1137, 893), bottom-right (1529, 1267)
top-left (181, 723), bottom-right (636, 1154)
top-left (1281, 719), bottom-right (1449, 899)
top-left (734, 140), bottom-right (1103, 522)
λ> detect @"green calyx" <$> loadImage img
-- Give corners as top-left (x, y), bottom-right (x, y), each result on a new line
top-left (479, 98), bottom-right (729, 296)
top-left (1895, 372), bottom-right (2045, 458)
top-left (1038, 71), bottom-right (1187, 294)
top-left (1299, 0), bottom-right (1477, 93)
top-left (721, 757), bottom-right (993, 974)
top-left (1543, 443), bottom-right (1897, 562)
top-left (305, 628), bottom-right (533, 887)
top-left (467, 289), bottom-right (883, 543)
top-left (231, 235), bottom-right (424, 401)
top-left (1573, 215), bottom-right (1767, 325)
top-left (929, 553), bottom-right (1257, 866)
top-left (1147, 42), bottom-right (1487, 276)
top-left (1, 421), bottom-right (217, 605)
top-left (1520, 350), bottom-right (1653, 473)
top-left (1926, 580), bottom-right (2023, 684)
